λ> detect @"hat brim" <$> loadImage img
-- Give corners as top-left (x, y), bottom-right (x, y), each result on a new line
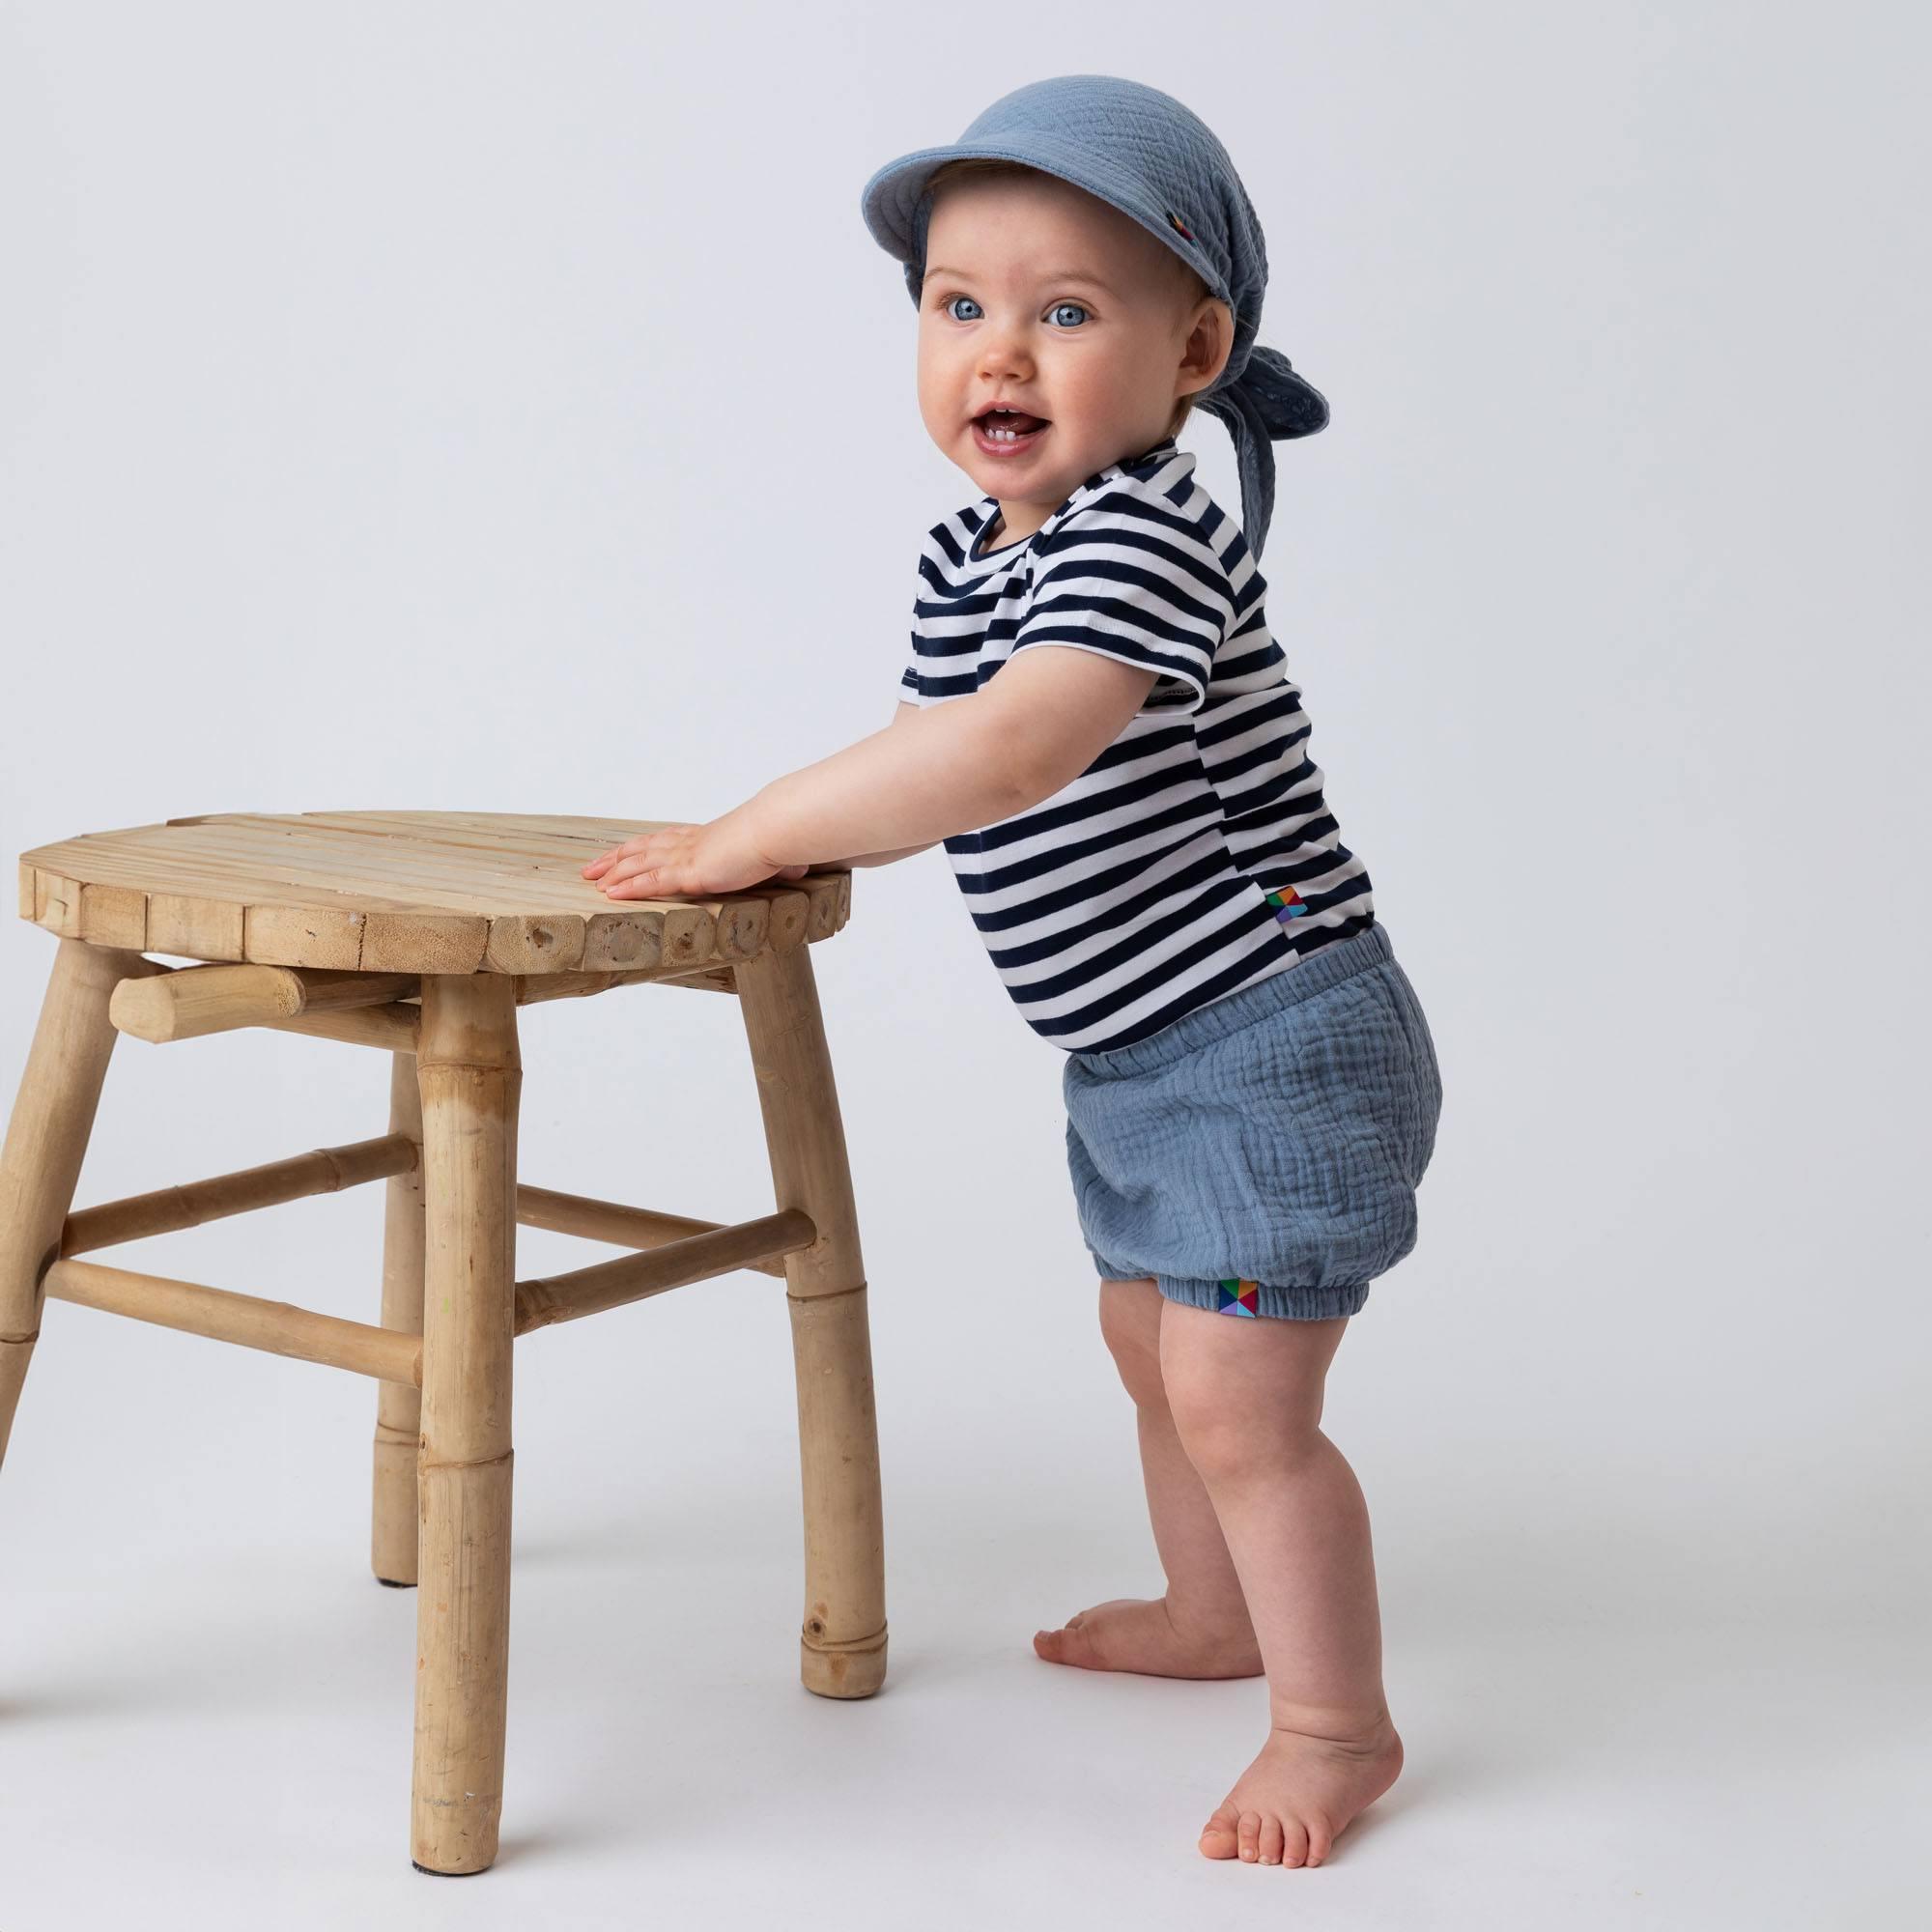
top-left (861, 137), bottom-right (1201, 300)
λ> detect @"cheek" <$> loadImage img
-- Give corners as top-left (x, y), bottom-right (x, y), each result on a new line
top-left (1045, 356), bottom-right (1110, 411)
top-left (915, 342), bottom-right (960, 424)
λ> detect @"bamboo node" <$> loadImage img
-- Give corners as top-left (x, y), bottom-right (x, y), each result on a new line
top-left (416, 1445), bottom-right (515, 1473)
top-left (785, 1279), bottom-right (869, 1304)
top-left (802, 1621), bottom-right (889, 1652)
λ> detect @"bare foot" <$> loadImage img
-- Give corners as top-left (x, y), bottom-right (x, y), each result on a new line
top-left (1198, 1713), bottom-right (1404, 1866)
top-left (1032, 1596), bottom-right (1264, 1679)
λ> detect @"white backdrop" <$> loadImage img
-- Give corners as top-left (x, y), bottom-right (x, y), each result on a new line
top-left (1, 4), bottom-right (1925, 1926)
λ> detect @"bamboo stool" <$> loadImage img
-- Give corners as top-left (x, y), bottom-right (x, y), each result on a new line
top-left (0, 810), bottom-right (886, 1875)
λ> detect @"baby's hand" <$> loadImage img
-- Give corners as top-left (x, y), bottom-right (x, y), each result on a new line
top-left (581, 810), bottom-right (809, 899)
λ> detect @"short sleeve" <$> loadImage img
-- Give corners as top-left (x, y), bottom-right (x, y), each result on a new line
top-left (1007, 481), bottom-right (1234, 715)
top-left (898, 570), bottom-right (925, 702)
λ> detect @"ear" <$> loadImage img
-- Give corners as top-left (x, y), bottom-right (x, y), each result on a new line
top-left (1179, 298), bottom-right (1235, 398)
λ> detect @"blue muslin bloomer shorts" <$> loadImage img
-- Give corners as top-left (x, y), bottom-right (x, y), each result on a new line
top-left (1062, 922), bottom-right (1442, 1321)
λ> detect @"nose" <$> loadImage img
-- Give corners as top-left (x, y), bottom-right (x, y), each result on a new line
top-left (977, 325), bottom-right (1035, 384)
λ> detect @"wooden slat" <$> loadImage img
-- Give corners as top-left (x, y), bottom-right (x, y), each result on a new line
top-left (20, 820), bottom-right (564, 915)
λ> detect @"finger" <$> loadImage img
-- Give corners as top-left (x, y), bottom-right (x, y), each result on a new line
top-left (594, 838), bottom-right (663, 880)
top-left (606, 869), bottom-right (672, 900)
top-left (582, 842), bottom-right (630, 876)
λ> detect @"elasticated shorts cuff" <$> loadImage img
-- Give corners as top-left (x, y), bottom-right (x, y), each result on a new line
top-left (1157, 1275), bottom-right (1372, 1321)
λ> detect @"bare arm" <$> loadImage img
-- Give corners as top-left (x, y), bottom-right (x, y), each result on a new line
top-left (753, 697), bottom-right (1025, 867)
top-left (761, 657), bottom-right (1159, 870)
top-left (814, 706), bottom-right (940, 867)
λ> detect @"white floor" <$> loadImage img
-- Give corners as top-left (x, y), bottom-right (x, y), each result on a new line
top-left (2, 1282), bottom-right (1922, 1932)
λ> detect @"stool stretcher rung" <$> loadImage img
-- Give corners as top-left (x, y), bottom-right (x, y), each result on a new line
top-left (110, 963), bottom-right (421, 1043)
top-left (258, 970), bottom-right (735, 1046)
top-left (43, 1258), bottom-right (422, 1386)
top-left (266, 1003), bottom-right (420, 1051)
top-left (514, 1208), bottom-right (818, 1332)
top-left (62, 1133), bottom-right (419, 1255)
top-left (114, 960), bottom-right (740, 1052)
top-left (511, 964), bottom-right (741, 1004)
top-left (38, 1207), bottom-right (816, 1382)
top-left (514, 1181), bottom-right (789, 1279)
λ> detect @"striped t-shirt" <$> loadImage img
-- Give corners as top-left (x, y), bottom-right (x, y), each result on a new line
top-left (898, 435), bottom-right (1376, 1055)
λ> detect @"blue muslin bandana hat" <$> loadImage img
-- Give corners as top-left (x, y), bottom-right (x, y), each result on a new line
top-left (859, 73), bottom-right (1328, 561)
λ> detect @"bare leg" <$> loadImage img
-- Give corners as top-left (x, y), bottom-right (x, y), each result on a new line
top-left (1159, 1299), bottom-right (1403, 1868)
top-left (1033, 1277), bottom-right (1263, 1677)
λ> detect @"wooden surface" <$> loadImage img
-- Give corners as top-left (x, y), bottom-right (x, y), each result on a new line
top-left (734, 945), bottom-right (888, 1697)
top-left (16, 810), bottom-right (849, 975)
top-left (0, 940), bottom-right (137, 1466)
top-left (412, 972), bottom-right (519, 1871)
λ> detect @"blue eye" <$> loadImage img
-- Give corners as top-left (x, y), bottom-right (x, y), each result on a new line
top-left (938, 295), bottom-right (1093, 327)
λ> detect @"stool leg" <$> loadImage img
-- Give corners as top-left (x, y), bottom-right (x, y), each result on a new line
top-left (410, 974), bottom-right (520, 1875)
top-left (0, 939), bottom-right (141, 1471)
top-left (372, 1047), bottom-right (425, 1586)
top-left (734, 945), bottom-right (888, 1699)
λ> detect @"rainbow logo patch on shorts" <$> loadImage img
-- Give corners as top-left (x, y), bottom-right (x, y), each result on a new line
top-left (1215, 1279), bottom-right (1262, 1317)
top-left (1266, 887), bottom-right (1308, 923)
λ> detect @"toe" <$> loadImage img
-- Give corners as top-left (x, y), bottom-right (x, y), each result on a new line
top-left (1033, 1622), bottom-right (1094, 1667)
top-left (1237, 1810), bottom-right (1263, 1861)
top-left (1198, 1802), bottom-right (1241, 1860)
top-left (1304, 1820), bottom-right (1333, 1867)
top-left (1282, 1816), bottom-right (1311, 1868)
top-left (1258, 1815), bottom-right (1285, 1865)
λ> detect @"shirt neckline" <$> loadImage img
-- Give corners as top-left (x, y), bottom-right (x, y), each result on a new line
top-left (963, 436), bottom-right (1180, 567)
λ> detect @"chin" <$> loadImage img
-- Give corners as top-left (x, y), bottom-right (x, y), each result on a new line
top-left (959, 433), bottom-right (1079, 501)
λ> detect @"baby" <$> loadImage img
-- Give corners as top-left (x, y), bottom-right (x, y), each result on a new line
top-left (582, 76), bottom-right (1442, 1871)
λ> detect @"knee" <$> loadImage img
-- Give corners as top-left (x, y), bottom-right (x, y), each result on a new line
top-left (1165, 1368), bottom-right (1324, 1482)
top-left (1097, 1277), bottom-right (1166, 1409)
top-left (1165, 1388), bottom-right (1243, 1479)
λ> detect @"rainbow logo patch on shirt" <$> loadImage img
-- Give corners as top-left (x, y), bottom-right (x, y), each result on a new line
top-left (1215, 1279), bottom-right (1262, 1317)
top-left (1265, 887), bottom-right (1309, 922)
top-left (1166, 210), bottom-right (1196, 242)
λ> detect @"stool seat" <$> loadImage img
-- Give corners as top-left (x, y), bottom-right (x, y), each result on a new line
top-left (18, 810), bottom-right (848, 977)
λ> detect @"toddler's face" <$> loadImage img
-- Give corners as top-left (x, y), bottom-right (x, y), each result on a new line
top-left (915, 174), bottom-right (1229, 530)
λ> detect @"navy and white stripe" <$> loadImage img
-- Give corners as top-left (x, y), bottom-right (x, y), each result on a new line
top-left (899, 437), bottom-right (1376, 1054)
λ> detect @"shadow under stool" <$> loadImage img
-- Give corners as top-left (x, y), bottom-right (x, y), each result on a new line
top-left (0, 809), bottom-right (887, 1874)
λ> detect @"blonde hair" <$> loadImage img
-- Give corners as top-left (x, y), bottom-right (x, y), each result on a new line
top-left (923, 156), bottom-right (1212, 443)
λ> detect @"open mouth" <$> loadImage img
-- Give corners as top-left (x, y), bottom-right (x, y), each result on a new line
top-left (973, 408), bottom-right (1051, 454)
